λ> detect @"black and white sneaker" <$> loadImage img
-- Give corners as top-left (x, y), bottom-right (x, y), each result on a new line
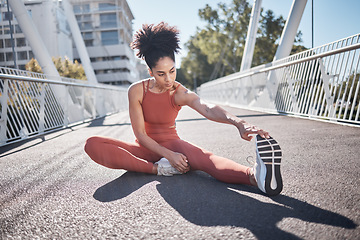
top-left (254, 135), bottom-right (283, 196)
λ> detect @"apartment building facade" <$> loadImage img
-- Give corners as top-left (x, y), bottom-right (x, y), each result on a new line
top-left (70, 0), bottom-right (138, 85)
top-left (0, 0), bottom-right (72, 70)
top-left (0, 0), bottom-right (138, 85)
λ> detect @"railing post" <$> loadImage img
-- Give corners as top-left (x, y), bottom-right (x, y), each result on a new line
top-left (63, 85), bottom-right (69, 127)
top-left (0, 79), bottom-right (9, 145)
top-left (81, 87), bottom-right (85, 121)
top-left (38, 83), bottom-right (46, 133)
top-left (318, 58), bottom-right (336, 118)
top-left (284, 66), bottom-right (299, 112)
top-left (92, 88), bottom-right (97, 119)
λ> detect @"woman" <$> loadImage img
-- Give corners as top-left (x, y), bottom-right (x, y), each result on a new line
top-left (84, 22), bottom-right (282, 196)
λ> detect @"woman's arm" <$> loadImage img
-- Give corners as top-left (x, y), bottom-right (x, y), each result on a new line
top-left (128, 83), bottom-right (189, 173)
top-left (175, 86), bottom-right (269, 141)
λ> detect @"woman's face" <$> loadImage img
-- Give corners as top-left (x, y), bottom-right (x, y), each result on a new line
top-left (149, 56), bottom-right (177, 90)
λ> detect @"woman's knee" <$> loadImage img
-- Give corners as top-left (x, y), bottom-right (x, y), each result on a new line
top-left (84, 136), bottom-right (103, 156)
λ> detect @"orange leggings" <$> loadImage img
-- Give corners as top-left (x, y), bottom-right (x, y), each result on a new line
top-left (84, 136), bottom-right (252, 185)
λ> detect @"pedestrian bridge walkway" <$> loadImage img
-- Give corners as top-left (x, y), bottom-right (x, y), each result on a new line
top-left (0, 105), bottom-right (359, 239)
top-left (1, 33), bottom-right (360, 239)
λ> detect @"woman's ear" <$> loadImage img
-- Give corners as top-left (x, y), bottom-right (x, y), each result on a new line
top-left (148, 68), bottom-right (153, 77)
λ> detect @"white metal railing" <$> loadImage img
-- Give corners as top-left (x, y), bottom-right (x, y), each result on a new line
top-left (199, 34), bottom-right (360, 126)
top-left (0, 67), bottom-right (128, 146)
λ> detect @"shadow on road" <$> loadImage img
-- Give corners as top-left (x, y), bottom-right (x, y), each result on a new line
top-left (93, 172), bottom-right (356, 240)
top-left (87, 116), bottom-right (132, 128)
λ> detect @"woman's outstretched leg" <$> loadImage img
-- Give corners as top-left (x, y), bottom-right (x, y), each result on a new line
top-left (162, 139), bottom-right (253, 185)
top-left (84, 136), bottom-right (161, 173)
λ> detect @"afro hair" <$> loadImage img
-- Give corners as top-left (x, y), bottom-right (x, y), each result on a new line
top-left (130, 22), bottom-right (181, 69)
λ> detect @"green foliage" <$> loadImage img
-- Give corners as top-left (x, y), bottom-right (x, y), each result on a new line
top-left (334, 74), bottom-right (360, 120)
top-left (252, 9), bottom-right (284, 66)
top-left (180, 0), bottom-right (307, 89)
top-left (25, 57), bottom-right (87, 80)
top-left (25, 58), bottom-right (42, 73)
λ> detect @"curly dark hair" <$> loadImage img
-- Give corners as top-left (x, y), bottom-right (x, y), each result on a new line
top-left (130, 22), bottom-right (181, 69)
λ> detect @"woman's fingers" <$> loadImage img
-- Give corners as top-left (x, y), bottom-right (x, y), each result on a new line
top-left (178, 160), bottom-right (190, 173)
top-left (241, 125), bottom-right (270, 141)
top-left (172, 153), bottom-right (190, 173)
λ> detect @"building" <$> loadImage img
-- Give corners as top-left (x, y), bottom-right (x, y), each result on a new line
top-left (0, 0), bottom-right (72, 70)
top-left (70, 0), bottom-right (138, 85)
top-left (0, 0), bottom-right (138, 86)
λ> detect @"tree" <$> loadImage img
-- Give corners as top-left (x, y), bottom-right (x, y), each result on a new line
top-left (178, 35), bottom-right (218, 89)
top-left (180, 0), bottom-right (307, 89)
top-left (334, 73), bottom-right (360, 120)
top-left (252, 9), bottom-right (284, 66)
top-left (25, 57), bottom-right (87, 80)
top-left (183, 0), bottom-right (252, 83)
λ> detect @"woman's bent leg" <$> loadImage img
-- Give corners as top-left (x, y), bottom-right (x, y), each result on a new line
top-left (84, 136), bottom-right (161, 173)
top-left (162, 139), bottom-right (252, 185)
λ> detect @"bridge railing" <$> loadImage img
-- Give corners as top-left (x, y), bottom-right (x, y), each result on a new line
top-left (0, 68), bottom-right (128, 146)
top-left (199, 34), bottom-right (360, 126)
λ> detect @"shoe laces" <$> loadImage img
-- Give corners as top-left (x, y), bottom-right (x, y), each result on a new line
top-left (246, 156), bottom-right (255, 165)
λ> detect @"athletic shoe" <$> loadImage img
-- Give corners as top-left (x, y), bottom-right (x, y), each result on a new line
top-left (254, 135), bottom-right (283, 196)
top-left (156, 158), bottom-right (182, 176)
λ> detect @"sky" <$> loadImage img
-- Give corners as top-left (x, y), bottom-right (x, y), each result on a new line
top-left (127, 0), bottom-right (360, 67)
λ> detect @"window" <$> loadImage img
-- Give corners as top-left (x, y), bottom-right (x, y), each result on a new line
top-left (84, 40), bottom-right (93, 47)
top-left (73, 4), bottom-right (90, 13)
top-left (83, 4), bottom-right (90, 13)
top-left (0, 53), bottom-right (5, 62)
top-left (3, 25), bottom-right (10, 34)
top-left (80, 22), bottom-right (92, 31)
top-left (99, 3), bottom-right (116, 11)
top-left (6, 52), bottom-right (13, 61)
top-left (16, 38), bottom-right (26, 47)
top-left (3, 11), bottom-right (12, 21)
top-left (83, 14), bottom-right (92, 22)
top-left (94, 70), bottom-right (104, 74)
top-left (18, 51), bottom-right (27, 60)
top-left (15, 24), bottom-right (22, 33)
top-left (0, 40), bottom-right (3, 48)
top-left (18, 65), bottom-right (26, 70)
top-left (82, 32), bottom-right (93, 40)
top-left (100, 13), bottom-right (117, 28)
top-left (101, 31), bottom-right (118, 45)
top-left (73, 5), bottom-right (81, 13)
top-left (5, 39), bottom-right (13, 48)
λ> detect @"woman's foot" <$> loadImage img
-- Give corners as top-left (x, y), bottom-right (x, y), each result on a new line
top-left (154, 158), bottom-right (182, 176)
top-left (248, 168), bottom-right (258, 186)
top-left (253, 135), bottom-right (283, 196)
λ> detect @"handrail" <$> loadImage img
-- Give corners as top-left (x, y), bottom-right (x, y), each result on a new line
top-left (0, 72), bottom-right (128, 146)
top-left (202, 42), bottom-right (360, 87)
top-left (264, 42), bottom-right (360, 72)
top-left (199, 33), bottom-right (360, 126)
top-left (0, 73), bottom-right (126, 90)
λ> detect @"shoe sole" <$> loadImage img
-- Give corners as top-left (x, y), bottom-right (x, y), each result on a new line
top-left (256, 135), bottom-right (283, 196)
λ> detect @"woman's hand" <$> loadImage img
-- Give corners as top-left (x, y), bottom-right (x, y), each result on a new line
top-left (237, 121), bottom-right (270, 141)
top-left (167, 152), bottom-right (190, 173)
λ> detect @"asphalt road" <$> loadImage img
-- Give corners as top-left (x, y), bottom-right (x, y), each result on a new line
top-left (0, 106), bottom-right (359, 239)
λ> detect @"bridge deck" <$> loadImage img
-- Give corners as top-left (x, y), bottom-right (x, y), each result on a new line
top-left (0, 106), bottom-right (359, 239)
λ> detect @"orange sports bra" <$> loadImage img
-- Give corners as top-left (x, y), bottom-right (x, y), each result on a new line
top-left (141, 79), bottom-right (182, 142)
